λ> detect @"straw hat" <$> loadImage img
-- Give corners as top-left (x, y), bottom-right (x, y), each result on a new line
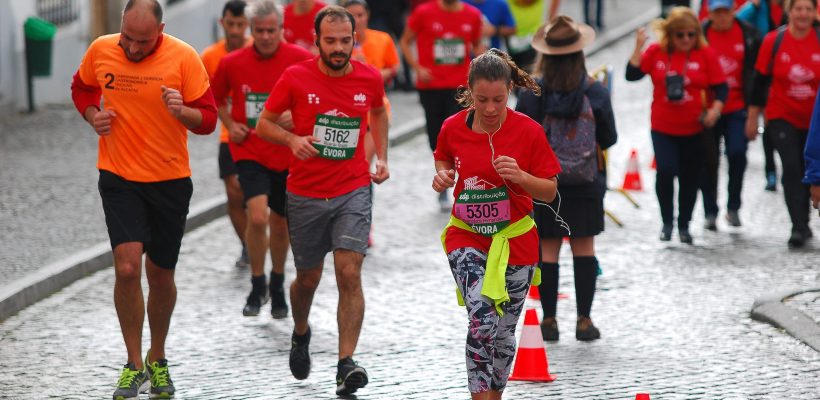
top-left (531, 15), bottom-right (596, 55)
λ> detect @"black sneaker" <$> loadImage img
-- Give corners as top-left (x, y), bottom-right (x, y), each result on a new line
top-left (235, 246), bottom-right (249, 269)
top-left (270, 285), bottom-right (289, 319)
top-left (289, 327), bottom-right (311, 380)
top-left (704, 215), bottom-right (717, 231)
top-left (725, 210), bottom-right (741, 227)
top-left (765, 172), bottom-right (777, 192)
top-left (242, 289), bottom-right (269, 316)
top-left (336, 357), bottom-right (369, 395)
top-left (679, 227), bottom-right (693, 244)
top-left (659, 224), bottom-right (672, 241)
top-left (788, 229), bottom-right (809, 248)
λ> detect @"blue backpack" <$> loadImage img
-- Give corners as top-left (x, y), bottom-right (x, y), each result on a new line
top-left (541, 81), bottom-right (598, 185)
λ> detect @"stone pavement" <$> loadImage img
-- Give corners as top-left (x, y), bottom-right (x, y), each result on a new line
top-left (1, 31), bottom-right (820, 399)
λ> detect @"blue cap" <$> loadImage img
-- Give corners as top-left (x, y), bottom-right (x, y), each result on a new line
top-left (708, 0), bottom-right (733, 10)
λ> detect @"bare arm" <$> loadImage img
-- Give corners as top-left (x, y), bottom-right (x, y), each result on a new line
top-left (218, 105), bottom-right (249, 143)
top-left (400, 27), bottom-right (432, 83)
top-left (369, 106), bottom-right (390, 184)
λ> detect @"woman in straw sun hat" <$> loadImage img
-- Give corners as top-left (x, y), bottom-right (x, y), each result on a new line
top-left (516, 14), bottom-right (618, 343)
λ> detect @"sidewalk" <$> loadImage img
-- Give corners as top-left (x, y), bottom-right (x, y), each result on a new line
top-left (0, 0), bottom-right (659, 321)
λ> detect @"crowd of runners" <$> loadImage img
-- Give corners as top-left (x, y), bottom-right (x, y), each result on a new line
top-left (68, 0), bottom-right (820, 399)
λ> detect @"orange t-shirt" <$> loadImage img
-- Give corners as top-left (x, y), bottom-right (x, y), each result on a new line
top-left (352, 29), bottom-right (398, 119)
top-left (355, 29), bottom-right (399, 73)
top-left (77, 33), bottom-right (211, 182)
top-left (201, 38), bottom-right (251, 143)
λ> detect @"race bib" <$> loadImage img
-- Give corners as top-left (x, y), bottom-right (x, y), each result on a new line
top-left (245, 92), bottom-right (268, 129)
top-left (434, 38), bottom-right (465, 65)
top-left (453, 186), bottom-right (511, 236)
top-left (312, 114), bottom-right (361, 160)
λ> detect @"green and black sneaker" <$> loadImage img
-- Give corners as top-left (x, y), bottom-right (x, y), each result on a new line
top-left (144, 353), bottom-right (175, 399)
top-left (112, 363), bottom-right (149, 400)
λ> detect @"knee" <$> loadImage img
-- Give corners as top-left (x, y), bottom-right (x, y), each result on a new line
top-left (248, 210), bottom-right (269, 230)
top-left (336, 268), bottom-right (362, 293)
top-left (115, 261), bottom-right (142, 283)
top-left (294, 269), bottom-right (321, 291)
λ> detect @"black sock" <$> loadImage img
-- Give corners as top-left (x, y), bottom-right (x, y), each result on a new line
top-left (538, 262), bottom-right (559, 318)
top-left (251, 274), bottom-right (266, 295)
top-left (293, 326), bottom-right (311, 344)
top-left (270, 271), bottom-right (285, 294)
top-left (573, 256), bottom-right (598, 317)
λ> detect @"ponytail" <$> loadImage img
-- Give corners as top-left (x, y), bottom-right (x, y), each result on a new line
top-left (457, 48), bottom-right (541, 108)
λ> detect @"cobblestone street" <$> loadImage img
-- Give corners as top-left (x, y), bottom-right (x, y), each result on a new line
top-left (2, 29), bottom-right (820, 400)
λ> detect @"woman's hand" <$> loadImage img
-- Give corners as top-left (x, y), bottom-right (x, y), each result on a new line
top-left (432, 169), bottom-right (456, 193)
top-left (629, 27), bottom-right (648, 67)
top-left (702, 107), bottom-right (721, 129)
top-left (745, 114), bottom-right (760, 141)
top-left (493, 156), bottom-right (525, 184)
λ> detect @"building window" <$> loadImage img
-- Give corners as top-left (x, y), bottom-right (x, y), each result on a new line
top-left (36, 0), bottom-right (79, 26)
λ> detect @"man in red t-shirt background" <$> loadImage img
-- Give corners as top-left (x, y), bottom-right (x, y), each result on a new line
top-left (400, 0), bottom-right (484, 210)
top-left (284, 0), bottom-right (327, 53)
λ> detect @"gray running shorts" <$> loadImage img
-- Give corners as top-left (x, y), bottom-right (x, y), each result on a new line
top-left (287, 185), bottom-right (372, 269)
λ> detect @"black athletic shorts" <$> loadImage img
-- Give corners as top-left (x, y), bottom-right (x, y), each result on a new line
top-left (218, 142), bottom-right (238, 178)
top-left (235, 160), bottom-right (288, 217)
top-left (98, 170), bottom-right (193, 269)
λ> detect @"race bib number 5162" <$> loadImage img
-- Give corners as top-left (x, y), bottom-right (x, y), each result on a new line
top-left (312, 114), bottom-right (361, 160)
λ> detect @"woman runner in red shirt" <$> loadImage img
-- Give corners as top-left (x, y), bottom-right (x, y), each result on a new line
top-left (433, 48), bottom-right (560, 399)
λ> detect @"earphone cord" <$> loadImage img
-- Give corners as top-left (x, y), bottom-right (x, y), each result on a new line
top-left (482, 119), bottom-right (571, 236)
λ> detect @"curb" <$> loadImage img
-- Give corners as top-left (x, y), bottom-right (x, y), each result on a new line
top-left (0, 7), bottom-right (659, 322)
top-left (751, 288), bottom-right (820, 352)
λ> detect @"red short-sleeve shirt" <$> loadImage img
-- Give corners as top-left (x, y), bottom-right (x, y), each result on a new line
top-left (434, 109), bottom-right (561, 265)
top-left (639, 43), bottom-right (726, 135)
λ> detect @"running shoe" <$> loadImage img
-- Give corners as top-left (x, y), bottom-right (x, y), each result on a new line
top-left (765, 172), bottom-right (777, 192)
top-left (235, 246), bottom-right (249, 269)
top-left (289, 327), bottom-right (312, 380)
top-left (270, 284), bottom-right (289, 319)
top-left (725, 210), bottom-right (741, 227)
top-left (704, 215), bottom-right (717, 231)
top-left (144, 353), bottom-right (175, 399)
top-left (112, 363), bottom-right (149, 400)
top-left (679, 227), bottom-right (693, 244)
top-left (659, 224), bottom-right (672, 241)
top-left (242, 288), bottom-right (269, 316)
top-left (336, 357), bottom-right (369, 395)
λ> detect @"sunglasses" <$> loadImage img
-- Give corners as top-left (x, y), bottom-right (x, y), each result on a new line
top-left (674, 31), bottom-right (697, 39)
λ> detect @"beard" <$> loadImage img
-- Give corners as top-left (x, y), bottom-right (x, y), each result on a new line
top-left (320, 49), bottom-right (352, 71)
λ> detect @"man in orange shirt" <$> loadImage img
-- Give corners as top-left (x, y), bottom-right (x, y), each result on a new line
top-left (201, 0), bottom-right (251, 270)
top-left (70, 1), bottom-right (216, 399)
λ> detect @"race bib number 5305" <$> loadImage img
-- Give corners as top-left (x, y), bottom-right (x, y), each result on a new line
top-left (312, 114), bottom-right (361, 160)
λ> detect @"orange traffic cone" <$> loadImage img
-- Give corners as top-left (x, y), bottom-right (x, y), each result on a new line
top-left (649, 156), bottom-right (656, 170)
top-left (527, 284), bottom-right (540, 300)
top-left (635, 394), bottom-right (651, 400)
top-left (621, 149), bottom-right (643, 191)
top-left (509, 308), bottom-right (556, 382)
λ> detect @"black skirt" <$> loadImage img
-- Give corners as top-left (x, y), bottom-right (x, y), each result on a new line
top-left (534, 191), bottom-right (605, 238)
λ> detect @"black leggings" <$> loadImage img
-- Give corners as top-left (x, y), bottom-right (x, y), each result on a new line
top-left (418, 88), bottom-right (461, 151)
top-left (767, 119), bottom-right (811, 232)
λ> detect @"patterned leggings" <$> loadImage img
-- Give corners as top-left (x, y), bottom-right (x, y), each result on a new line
top-left (447, 247), bottom-right (535, 393)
